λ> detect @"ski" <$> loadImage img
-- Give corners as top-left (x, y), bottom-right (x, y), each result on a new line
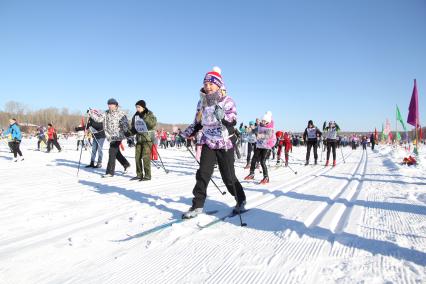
top-left (118, 210), bottom-right (219, 241)
top-left (197, 209), bottom-right (250, 229)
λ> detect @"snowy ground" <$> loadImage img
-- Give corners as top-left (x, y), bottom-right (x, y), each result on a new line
top-left (0, 138), bottom-right (425, 284)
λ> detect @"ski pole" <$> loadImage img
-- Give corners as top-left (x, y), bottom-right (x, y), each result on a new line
top-left (151, 160), bottom-right (161, 169)
top-left (222, 145), bottom-right (247, 227)
top-left (184, 143), bottom-right (226, 196)
top-left (280, 158), bottom-right (298, 174)
top-left (152, 144), bottom-right (169, 174)
top-left (340, 144), bottom-right (346, 163)
top-left (219, 123), bottom-right (247, 227)
top-left (77, 116), bottom-right (92, 176)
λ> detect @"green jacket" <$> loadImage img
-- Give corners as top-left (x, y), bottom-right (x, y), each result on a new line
top-left (130, 109), bottom-right (157, 144)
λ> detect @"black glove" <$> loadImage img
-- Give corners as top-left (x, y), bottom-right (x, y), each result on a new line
top-left (124, 130), bottom-right (133, 138)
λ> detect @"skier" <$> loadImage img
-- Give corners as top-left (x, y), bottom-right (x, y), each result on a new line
top-left (361, 136), bottom-right (368, 151)
top-left (75, 123), bottom-right (86, 151)
top-left (85, 113), bottom-right (106, 168)
top-left (36, 126), bottom-right (47, 151)
top-left (0, 118), bottom-right (24, 162)
top-left (180, 67), bottom-right (246, 219)
top-left (88, 98), bottom-right (131, 178)
top-left (244, 121), bottom-right (257, 169)
top-left (303, 120), bottom-right (322, 165)
top-left (46, 123), bottom-right (62, 152)
top-left (276, 131), bottom-right (292, 166)
top-left (323, 121), bottom-right (340, 166)
top-left (370, 133), bottom-right (376, 150)
top-left (129, 100), bottom-right (157, 181)
top-left (244, 111), bottom-right (276, 184)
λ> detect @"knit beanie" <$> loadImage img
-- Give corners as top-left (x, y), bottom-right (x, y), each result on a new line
top-left (203, 66), bottom-right (224, 88)
top-left (262, 111), bottom-right (273, 123)
top-left (135, 100), bottom-right (146, 108)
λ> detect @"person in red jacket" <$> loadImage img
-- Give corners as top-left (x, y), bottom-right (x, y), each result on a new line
top-left (276, 131), bottom-right (292, 166)
top-left (46, 123), bottom-right (62, 152)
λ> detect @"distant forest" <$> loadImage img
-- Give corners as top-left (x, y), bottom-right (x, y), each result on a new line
top-left (0, 101), bottom-right (187, 133)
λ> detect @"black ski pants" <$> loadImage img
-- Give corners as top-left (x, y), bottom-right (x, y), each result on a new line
top-left (192, 145), bottom-right (246, 209)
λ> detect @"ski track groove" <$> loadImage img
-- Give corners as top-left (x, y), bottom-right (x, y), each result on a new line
top-left (307, 150), bottom-right (367, 232)
top-left (8, 144), bottom-right (425, 283)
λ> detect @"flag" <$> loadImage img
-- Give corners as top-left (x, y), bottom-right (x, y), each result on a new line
top-left (384, 119), bottom-right (391, 135)
top-left (396, 105), bottom-right (407, 131)
top-left (381, 123), bottom-right (385, 141)
top-left (407, 79), bottom-right (419, 127)
top-left (396, 132), bottom-right (401, 141)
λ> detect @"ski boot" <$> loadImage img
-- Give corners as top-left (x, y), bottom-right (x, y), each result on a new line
top-left (182, 207), bottom-right (203, 219)
top-left (260, 176), bottom-right (269, 184)
top-left (95, 163), bottom-right (102, 168)
top-left (233, 200), bottom-right (247, 215)
top-left (314, 159), bottom-right (318, 165)
top-left (244, 173), bottom-right (255, 180)
top-left (85, 161), bottom-right (95, 168)
top-left (325, 160), bottom-right (329, 166)
top-left (123, 165), bottom-right (130, 174)
top-left (333, 160), bottom-right (336, 167)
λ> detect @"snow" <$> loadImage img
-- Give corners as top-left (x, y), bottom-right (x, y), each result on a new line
top-left (0, 138), bottom-right (425, 283)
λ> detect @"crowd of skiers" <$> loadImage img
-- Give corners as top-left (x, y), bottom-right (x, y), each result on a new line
top-left (0, 66), bottom-right (387, 220)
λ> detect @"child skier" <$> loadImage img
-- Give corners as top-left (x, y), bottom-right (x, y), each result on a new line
top-left (1, 118), bottom-right (24, 162)
top-left (276, 131), bottom-right (292, 166)
top-left (244, 111), bottom-right (276, 184)
top-left (244, 121), bottom-right (257, 169)
top-left (323, 121), bottom-right (340, 166)
top-left (180, 67), bottom-right (246, 219)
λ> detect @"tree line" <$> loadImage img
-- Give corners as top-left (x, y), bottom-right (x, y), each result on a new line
top-left (1, 101), bottom-right (186, 133)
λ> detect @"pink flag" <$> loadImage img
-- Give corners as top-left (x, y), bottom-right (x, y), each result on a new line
top-left (407, 79), bottom-right (419, 127)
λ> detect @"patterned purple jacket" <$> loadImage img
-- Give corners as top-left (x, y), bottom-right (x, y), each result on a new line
top-left (182, 90), bottom-right (237, 150)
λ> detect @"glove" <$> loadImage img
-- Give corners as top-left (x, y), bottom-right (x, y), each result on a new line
top-left (214, 105), bottom-right (225, 121)
top-left (124, 130), bottom-right (133, 138)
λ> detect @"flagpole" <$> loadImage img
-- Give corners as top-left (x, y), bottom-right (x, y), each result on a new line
top-left (395, 105), bottom-right (398, 146)
top-left (415, 122), bottom-right (419, 155)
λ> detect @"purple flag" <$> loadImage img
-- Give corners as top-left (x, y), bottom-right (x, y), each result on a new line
top-left (407, 79), bottom-right (419, 127)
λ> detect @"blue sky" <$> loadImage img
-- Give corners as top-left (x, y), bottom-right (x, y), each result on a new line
top-left (0, 0), bottom-right (425, 131)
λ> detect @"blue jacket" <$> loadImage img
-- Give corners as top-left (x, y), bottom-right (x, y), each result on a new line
top-left (3, 123), bottom-right (22, 141)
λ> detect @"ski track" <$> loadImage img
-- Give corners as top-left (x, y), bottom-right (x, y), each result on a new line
top-left (1, 139), bottom-right (425, 283)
